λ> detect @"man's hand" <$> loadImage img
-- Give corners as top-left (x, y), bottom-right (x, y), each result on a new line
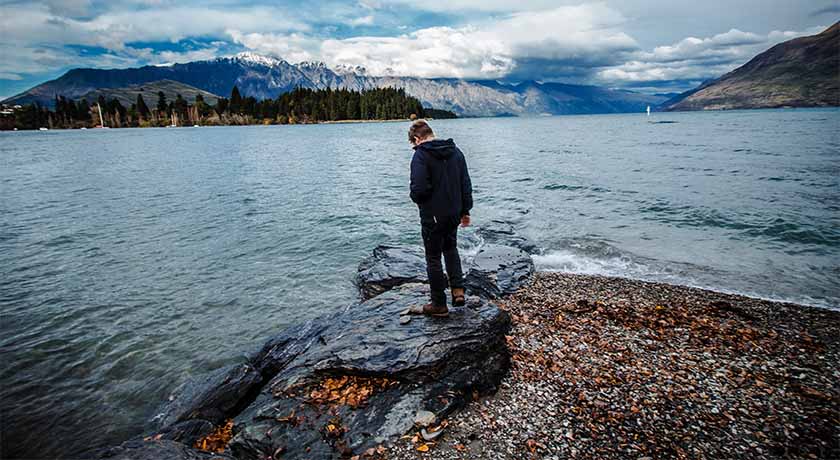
top-left (460, 215), bottom-right (471, 227)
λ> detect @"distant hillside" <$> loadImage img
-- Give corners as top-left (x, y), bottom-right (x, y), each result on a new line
top-left (2, 52), bottom-right (666, 117)
top-left (666, 22), bottom-right (840, 111)
top-left (79, 80), bottom-right (221, 107)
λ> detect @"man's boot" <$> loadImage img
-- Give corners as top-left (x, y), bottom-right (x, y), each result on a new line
top-left (408, 303), bottom-right (449, 317)
top-left (451, 288), bottom-right (465, 307)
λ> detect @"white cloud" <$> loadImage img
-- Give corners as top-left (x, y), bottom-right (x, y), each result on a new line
top-left (315, 4), bottom-right (636, 79)
top-left (348, 15), bottom-right (375, 26)
top-left (596, 25), bottom-right (826, 84)
top-left (0, 72), bottom-right (24, 81)
top-left (0, 3), bottom-right (307, 52)
top-left (377, 0), bottom-right (560, 13)
top-left (227, 30), bottom-right (318, 63)
top-left (0, 1), bottom-right (308, 90)
top-left (118, 46), bottom-right (222, 65)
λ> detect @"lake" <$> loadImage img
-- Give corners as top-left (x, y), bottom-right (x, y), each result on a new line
top-left (1, 109), bottom-right (838, 458)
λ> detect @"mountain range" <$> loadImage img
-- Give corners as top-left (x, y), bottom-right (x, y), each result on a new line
top-left (664, 22), bottom-right (839, 111)
top-left (4, 22), bottom-right (837, 116)
top-left (2, 51), bottom-right (667, 117)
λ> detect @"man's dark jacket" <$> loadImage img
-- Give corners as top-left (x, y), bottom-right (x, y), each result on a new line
top-left (410, 138), bottom-right (473, 219)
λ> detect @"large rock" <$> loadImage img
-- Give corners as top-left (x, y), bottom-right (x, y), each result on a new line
top-left (357, 224), bottom-right (536, 300)
top-left (108, 284), bottom-right (511, 459)
top-left (156, 363), bottom-right (264, 428)
top-left (356, 245), bottom-right (429, 300)
top-left (105, 232), bottom-right (529, 460)
top-left (476, 220), bottom-right (539, 254)
top-left (98, 439), bottom-right (234, 460)
top-left (228, 284), bottom-right (510, 459)
top-left (465, 244), bottom-right (535, 298)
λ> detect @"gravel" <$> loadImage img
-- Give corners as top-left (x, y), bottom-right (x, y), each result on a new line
top-left (383, 272), bottom-right (839, 460)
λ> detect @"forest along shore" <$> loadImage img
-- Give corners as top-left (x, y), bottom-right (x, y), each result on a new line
top-left (0, 86), bottom-right (456, 130)
top-left (389, 272), bottom-right (839, 460)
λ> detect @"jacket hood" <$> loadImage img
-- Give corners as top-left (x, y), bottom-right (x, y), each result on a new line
top-left (415, 138), bottom-right (457, 160)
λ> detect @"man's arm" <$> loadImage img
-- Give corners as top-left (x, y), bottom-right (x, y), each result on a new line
top-left (409, 151), bottom-right (432, 204)
top-left (459, 151), bottom-right (473, 216)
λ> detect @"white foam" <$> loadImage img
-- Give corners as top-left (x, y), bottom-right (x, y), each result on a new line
top-left (533, 250), bottom-right (642, 277)
top-left (532, 249), bottom-right (839, 310)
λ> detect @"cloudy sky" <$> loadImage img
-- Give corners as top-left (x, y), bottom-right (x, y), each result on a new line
top-left (0, 0), bottom-right (837, 98)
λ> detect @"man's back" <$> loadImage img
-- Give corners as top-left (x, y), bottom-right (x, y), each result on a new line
top-left (409, 138), bottom-right (473, 219)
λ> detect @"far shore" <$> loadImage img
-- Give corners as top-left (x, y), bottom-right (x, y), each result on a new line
top-left (2, 117), bottom-right (461, 132)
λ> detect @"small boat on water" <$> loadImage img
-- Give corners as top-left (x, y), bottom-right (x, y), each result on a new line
top-left (39, 127), bottom-right (48, 131)
top-left (96, 103), bottom-right (109, 129)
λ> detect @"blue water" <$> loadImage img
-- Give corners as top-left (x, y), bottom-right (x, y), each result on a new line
top-left (1, 109), bottom-right (838, 458)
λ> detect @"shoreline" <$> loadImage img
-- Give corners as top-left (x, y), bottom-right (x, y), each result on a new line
top-left (533, 270), bottom-right (838, 312)
top-left (0, 117), bottom-right (446, 131)
top-left (389, 272), bottom-right (840, 460)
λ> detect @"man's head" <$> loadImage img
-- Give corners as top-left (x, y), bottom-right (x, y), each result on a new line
top-left (408, 119), bottom-right (435, 146)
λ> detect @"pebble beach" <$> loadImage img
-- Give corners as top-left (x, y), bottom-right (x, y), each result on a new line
top-left (387, 273), bottom-right (839, 460)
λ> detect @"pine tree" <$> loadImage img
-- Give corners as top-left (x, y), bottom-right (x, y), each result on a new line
top-left (136, 94), bottom-right (150, 118)
top-left (156, 91), bottom-right (168, 115)
top-left (230, 86), bottom-right (242, 114)
top-left (174, 94), bottom-right (188, 119)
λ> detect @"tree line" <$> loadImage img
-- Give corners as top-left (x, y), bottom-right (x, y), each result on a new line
top-left (0, 86), bottom-right (457, 130)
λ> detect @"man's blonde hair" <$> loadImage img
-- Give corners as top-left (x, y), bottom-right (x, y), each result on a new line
top-left (408, 119), bottom-right (434, 145)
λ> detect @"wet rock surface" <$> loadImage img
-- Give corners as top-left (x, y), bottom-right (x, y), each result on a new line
top-left (99, 439), bottom-right (234, 460)
top-left (157, 363), bottom-right (264, 428)
top-left (464, 245), bottom-right (535, 299)
top-left (228, 284), bottom-right (510, 459)
top-left (356, 245), bottom-right (429, 300)
top-left (104, 229), bottom-right (534, 459)
top-left (105, 283), bottom-right (511, 459)
top-left (357, 226), bottom-right (535, 301)
top-left (474, 220), bottom-right (539, 254)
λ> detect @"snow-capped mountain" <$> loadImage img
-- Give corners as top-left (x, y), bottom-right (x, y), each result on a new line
top-left (3, 53), bottom-right (668, 116)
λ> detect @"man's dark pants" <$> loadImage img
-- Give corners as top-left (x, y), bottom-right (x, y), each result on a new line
top-left (421, 215), bottom-right (464, 307)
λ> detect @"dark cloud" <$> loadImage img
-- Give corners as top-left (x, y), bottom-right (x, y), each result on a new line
top-left (810, 5), bottom-right (840, 17)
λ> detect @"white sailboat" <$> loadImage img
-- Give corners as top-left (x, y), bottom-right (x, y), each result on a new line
top-left (646, 105), bottom-right (651, 117)
top-left (97, 103), bottom-right (109, 128)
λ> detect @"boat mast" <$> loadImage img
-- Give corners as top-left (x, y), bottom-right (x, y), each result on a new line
top-left (98, 103), bottom-right (106, 128)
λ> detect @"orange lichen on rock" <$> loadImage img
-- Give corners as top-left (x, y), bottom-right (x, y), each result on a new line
top-left (307, 375), bottom-right (395, 408)
top-left (194, 419), bottom-right (234, 453)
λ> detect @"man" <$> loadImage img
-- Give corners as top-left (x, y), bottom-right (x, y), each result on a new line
top-left (407, 119), bottom-right (473, 317)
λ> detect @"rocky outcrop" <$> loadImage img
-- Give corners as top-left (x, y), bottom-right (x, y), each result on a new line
top-left (356, 245), bottom-right (429, 300)
top-left (464, 244), bottom-right (535, 299)
top-left (103, 284), bottom-right (510, 459)
top-left (357, 223), bottom-right (536, 300)
top-left (475, 220), bottom-right (539, 254)
top-left (100, 439), bottom-right (233, 460)
top-left (228, 284), bottom-right (510, 459)
top-left (101, 229), bottom-right (537, 459)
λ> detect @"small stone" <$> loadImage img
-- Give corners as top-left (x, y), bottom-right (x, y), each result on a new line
top-left (400, 316), bottom-right (411, 325)
top-left (421, 427), bottom-right (444, 441)
top-left (414, 410), bottom-right (436, 427)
